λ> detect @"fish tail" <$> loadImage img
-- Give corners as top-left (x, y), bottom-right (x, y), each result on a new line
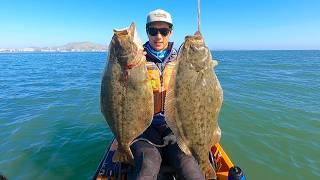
top-left (202, 162), bottom-right (217, 180)
top-left (112, 147), bottom-right (134, 165)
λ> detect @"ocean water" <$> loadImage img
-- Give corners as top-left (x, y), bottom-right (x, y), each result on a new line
top-left (0, 51), bottom-right (319, 179)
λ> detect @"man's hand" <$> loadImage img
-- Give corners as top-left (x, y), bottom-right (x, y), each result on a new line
top-left (163, 133), bottom-right (177, 145)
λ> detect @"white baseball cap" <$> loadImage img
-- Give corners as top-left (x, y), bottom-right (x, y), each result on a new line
top-left (146, 9), bottom-right (173, 27)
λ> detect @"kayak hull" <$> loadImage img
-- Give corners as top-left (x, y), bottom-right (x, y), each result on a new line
top-left (93, 138), bottom-right (234, 180)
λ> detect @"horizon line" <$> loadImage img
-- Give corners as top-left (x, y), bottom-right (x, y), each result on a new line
top-left (1, 49), bottom-right (320, 54)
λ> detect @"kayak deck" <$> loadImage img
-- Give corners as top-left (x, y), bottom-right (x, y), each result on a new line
top-left (93, 139), bottom-right (234, 180)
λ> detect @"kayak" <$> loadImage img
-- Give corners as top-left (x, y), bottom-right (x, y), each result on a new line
top-left (93, 138), bottom-right (242, 180)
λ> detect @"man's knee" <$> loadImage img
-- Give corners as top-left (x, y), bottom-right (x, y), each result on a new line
top-left (137, 146), bottom-right (162, 171)
top-left (177, 155), bottom-right (205, 180)
top-left (131, 142), bottom-right (162, 179)
top-left (166, 145), bottom-right (205, 180)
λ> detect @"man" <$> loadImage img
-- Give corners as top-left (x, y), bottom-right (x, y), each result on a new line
top-left (128, 9), bottom-right (205, 180)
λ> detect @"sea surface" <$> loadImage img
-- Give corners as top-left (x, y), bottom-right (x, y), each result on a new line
top-left (0, 51), bottom-right (319, 180)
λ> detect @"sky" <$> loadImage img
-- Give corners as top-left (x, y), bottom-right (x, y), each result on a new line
top-left (0, 0), bottom-right (320, 50)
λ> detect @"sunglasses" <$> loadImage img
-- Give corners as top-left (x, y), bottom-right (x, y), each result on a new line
top-left (147, 27), bottom-right (171, 36)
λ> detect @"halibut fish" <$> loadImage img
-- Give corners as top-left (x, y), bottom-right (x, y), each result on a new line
top-left (100, 23), bottom-right (154, 164)
top-left (165, 31), bottom-right (223, 179)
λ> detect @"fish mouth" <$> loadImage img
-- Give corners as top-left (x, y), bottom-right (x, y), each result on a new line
top-left (180, 31), bottom-right (210, 71)
top-left (113, 22), bottom-right (136, 37)
top-left (186, 31), bottom-right (202, 39)
top-left (112, 22), bottom-right (143, 54)
top-left (111, 22), bottom-right (139, 57)
top-left (184, 31), bottom-right (204, 47)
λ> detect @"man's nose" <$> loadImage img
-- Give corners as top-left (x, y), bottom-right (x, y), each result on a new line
top-left (155, 32), bottom-right (162, 38)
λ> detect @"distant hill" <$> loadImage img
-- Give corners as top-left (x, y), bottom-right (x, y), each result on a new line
top-left (54, 42), bottom-right (107, 51)
top-left (0, 42), bottom-right (107, 53)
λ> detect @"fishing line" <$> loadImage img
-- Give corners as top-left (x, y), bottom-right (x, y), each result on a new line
top-left (198, 0), bottom-right (201, 32)
top-left (131, 138), bottom-right (168, 147)
top-left (130, 133), bottom-right (177, 148)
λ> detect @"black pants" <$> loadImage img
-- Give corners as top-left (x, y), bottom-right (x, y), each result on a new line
top-left (127, 124), bottom-right (205, 180)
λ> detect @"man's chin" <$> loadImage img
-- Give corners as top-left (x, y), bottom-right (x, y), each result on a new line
top-left (154, 46), bottom-right (163, 51)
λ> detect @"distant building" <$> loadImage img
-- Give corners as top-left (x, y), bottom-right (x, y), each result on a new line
top-left (22, 48), bottom-right (35, 52)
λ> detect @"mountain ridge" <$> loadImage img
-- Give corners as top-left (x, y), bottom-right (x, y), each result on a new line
top-left (0, 42), bottom-right (107, 52)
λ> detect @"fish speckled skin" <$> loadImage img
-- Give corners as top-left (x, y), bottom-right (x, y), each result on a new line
top-left (165, 31), bottom-right (223, 179)
top-left (100, 23), bottom-right (154, 164)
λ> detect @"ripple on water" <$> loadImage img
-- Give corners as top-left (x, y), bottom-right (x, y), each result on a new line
top-left (1, 51), bottom-right (320, 179)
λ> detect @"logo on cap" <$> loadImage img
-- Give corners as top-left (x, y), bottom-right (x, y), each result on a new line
top-left (154, 13), bottom-right (167, 18)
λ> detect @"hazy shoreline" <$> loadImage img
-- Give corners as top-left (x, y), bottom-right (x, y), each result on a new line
top-left (0, 50), bottom-right (107, 54)
top-left (0, 41), bottom-right (107, 54)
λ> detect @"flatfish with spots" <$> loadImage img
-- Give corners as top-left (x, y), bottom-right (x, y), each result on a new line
top-left (165, 31), bottom-right (223, 179)
top-left (100, 23), bottom-right (154, 164)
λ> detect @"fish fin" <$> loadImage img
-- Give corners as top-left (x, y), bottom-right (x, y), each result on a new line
top-left (204, 167), bottom-right (217, 180)
top-left (211, 59), bottom-right (218, 68)
top-left (128, 22), bottom-right (136, 39)
top-left (213, 73), bottom-right (223, 115)
top-left (164, 63), bottom-right (192, 156)
top-left (194, 31), bottom-right (202, 36)
top-left (208, 126), bottom-right (221, 148)
top-left (112, 147), bottom-right (134, 165)
top-left (176, 137), bottom-right (192, 155)
top-left (212, 126), bottom-right (221, 145)
top-left (199, 159), bottom-right (217, 180)
top-left (129, 22), bottom-right (135, 32)
top-left (164, 62), bottom-right (179, 135)
top-left (113, 22), bottom-right (135, 35)
top-left (164, 62), bottom-right (192, 156)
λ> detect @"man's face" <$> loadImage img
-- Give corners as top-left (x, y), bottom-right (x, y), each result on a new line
top-left (147, 22), bottom-right (172, 51)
